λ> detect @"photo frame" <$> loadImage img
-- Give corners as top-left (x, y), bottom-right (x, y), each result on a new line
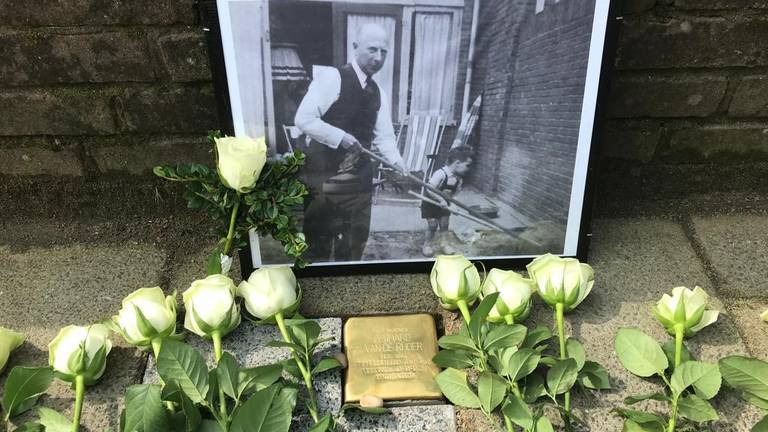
top-left (200, 0), bottom-right (617, 276)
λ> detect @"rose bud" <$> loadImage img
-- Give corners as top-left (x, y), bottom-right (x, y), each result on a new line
top-left (183, 275), bottom-right (241, 339)
top-left (48, 324), bottom-right (112, 385)
top-left (430, 255), bottom-right (481, 310)
top-left (237, 266), bottom-right (299, 320)
top-left (526, 253), bottom-right (594, 311)
top-left (113, 287), bottom-right (177, 350)
top-left (653, 286), bottom-right (719, 337)
top-left (215, 136), bottom-right (268, 193)
top-left (481, 269), bottom-right (534, 324)
top-left (0, 327), bottom-right (25, 373)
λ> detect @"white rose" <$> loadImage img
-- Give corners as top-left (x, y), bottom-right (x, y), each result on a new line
top-left (113, 287), bottom-right (177, 349)
top-left (183, 274), bottom-right (241, 338)
top-left (238, 266), bottom-right (299, 320)
top-left (430, 255), bottom-right (481, 309)
top-left (526, 253), bottom-right (594, 311)
top-left (48, 324), bottom-right (112, 384)
top-left (653, 286), bottom-right (719, 337)
top-left (0, 327), bottom-right (25, 373)
top-left (481, 269), bottom-right (534, 324)
top-left (216, 136), bottom-right (268, 193)
top-left (762, 308), bottom-right (768, 323)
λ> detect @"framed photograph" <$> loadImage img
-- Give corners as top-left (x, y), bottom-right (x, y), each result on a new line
top-left (201, 0), bottom-right (616, 275)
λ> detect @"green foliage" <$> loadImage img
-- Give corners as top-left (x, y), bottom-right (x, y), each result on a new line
top-left (123, 384), bottom-right (169, 432)
top-left (154, 131), bottom-right (309, 267)
top-left (156, 340), bottom-right (210, 404)
top-left (614, 328), bottom-right (725, 431)
top-left (434, 368), bottom-right (481, 408)
top-left (37, 407), bottom-right (70, 432)
top-left (229, 384), bottom-right (297, 432)
top-left (1, 366), bottom-right (54, 420)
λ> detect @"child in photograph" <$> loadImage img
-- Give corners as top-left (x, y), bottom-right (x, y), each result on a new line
top-left (421, 146), bottom-right (473, 256)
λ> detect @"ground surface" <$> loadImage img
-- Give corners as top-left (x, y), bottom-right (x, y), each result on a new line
top-left (1, 186), bottom-right (768, 431)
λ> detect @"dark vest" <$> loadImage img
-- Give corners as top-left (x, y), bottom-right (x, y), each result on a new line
top-left (321, 64), bottom-right (381, 147)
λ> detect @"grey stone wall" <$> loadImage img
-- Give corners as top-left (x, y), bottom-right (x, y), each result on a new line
top-left (2, 0), bottom-right (768, 218)
top-left (0, 0), bottom-right (215, 181)
top-left (599, 0), bottom-right (768, 202)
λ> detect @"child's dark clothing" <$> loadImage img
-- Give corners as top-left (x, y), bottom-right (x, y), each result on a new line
top-left (420, 166), bottom-right (462, 219)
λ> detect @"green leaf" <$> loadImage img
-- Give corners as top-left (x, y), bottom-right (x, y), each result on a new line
top-left (177, 388), bottom-right (202, 432)
top-left (622, 419), bottom-right (661, 432)
top-left (438, 334), bottom-right (477, 352)
top-left (534, 415), bottom-right (554, 432)
top-left (522, 373), bottom-right (547, 403)
top-left (434, 368), bottom-right (481, 409)
top-left (470, 292), bottom-right (498, 341)
top-left (613, 409), bottom-right (666, 432)
top-left (37, 407), bottom-right (70, 432)
top-left (624, 392), bottom-right (669, 405)
top-left (578, 361), bottom-right (611, 390)
top-left (677, 394), bottom-right (718, 422)
top-left (123, 384), bottom-right (169, 432)
top-left (743, 392), bottom-right (768, 410)
top-left (1, 366), bottom-right (54, 419)
top-left (478, 372), bottom-right (507, 413)
top-left (12, 422), bottom-right (44, 432)
top-left (661, 340), bottom-right (694, 371)
top-left (237, 364), bottom-right (283, 398)
top-left (566, 338), bottom-right (586, 371)
top-left (432, 350), bottom-right (475, 369)
top-left (484, 324), bottom-right (527, 352)
top-left (206, 250), bottom-right (222, 276)
top-left (670, 361), bottom-right (721, 399)
top-left (198, 419), bottom-right (225, 432)
top-left (312, 358), bottom-right (342, 375)
top-left (506, 348), bottom-right (541, 382)
top-left (719, 356), bottom-right (768, 400)
top-left (501, 393), bottom-right (533, 430)
top-left (216, 352), bottom-right (239, 400)
top-left (753, 416), bottom-right (768, 432)
top-left (546, 358), bottom-right (578, 395)
top-left (307, 414), bottom-right (333, 432)
top-left (285, 319), bottom-right (321, 352)
top-left (614, 328), bottom-right (668, 377)
top-left (156, 340), bottom-right (209, 404)
top-left (230, 384), bottom-right (294, 432)
top-left (522, 325), bottom-right (552, 349)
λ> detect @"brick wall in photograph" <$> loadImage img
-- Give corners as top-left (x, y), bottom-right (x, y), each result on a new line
top-left (470, 0), bottom-right (594, 230)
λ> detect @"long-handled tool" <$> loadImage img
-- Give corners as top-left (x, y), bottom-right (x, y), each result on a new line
top-left (358, 146), bottom-right (523, 239)
top-left (407, 191), bottom-right (507, 232)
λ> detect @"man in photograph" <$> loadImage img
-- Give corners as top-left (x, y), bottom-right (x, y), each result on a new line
top-left (295, 23), bottom-right (406, 262)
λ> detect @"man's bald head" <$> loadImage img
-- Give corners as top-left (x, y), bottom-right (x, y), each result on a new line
top-left (352, 23), bottom-right (389, 76)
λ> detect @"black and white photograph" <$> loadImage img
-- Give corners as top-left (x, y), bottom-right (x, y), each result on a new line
top-left (214, 0), bottom-right (611, 268)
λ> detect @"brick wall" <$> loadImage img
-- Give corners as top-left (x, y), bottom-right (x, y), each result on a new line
top-left (470, 0), bottom-right (594, 233)
top-left (3, 0), bottom-right (768, 219)
top-left (600, 0), bottom-right (768, 201)
top-left (0, 0), bottom-right (215, 180)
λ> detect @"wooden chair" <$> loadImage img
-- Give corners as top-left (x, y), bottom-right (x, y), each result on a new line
top-left (373, 113), bottom-right (445, 203)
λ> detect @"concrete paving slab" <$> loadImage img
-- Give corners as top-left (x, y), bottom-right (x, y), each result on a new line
top-left (725, 298), bottom-right (768, 360)
top-left (0, 243), bottom-right (167, 431)
top-left (339, 404), bottom-right (456, 431)
top-left (693, 215), bottom-right (768, 298)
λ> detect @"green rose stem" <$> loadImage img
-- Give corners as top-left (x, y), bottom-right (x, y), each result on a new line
top-left (555, 302), bottom-right (571, 431)
top-left (71, 375), bottom-right (85, 432)
top-left (222, 194), bottom-right (241, 256)
top-left (456, 299), bottom-right (472, 324)
top-left (150, 338), bottom-right (176, 413)
top-left (211, 331), bottom-right (229, 426)
top-left (275, 312), bottom-right (320, 423)
top-left (504, 315), bottom-right (514, 325)
top-left (667, 323), bottom-right (685, 432)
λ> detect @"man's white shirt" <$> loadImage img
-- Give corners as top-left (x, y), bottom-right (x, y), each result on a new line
top-left (294, 61), bottom-right (405, 169)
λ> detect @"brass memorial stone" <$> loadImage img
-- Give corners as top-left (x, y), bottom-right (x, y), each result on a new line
top-left (343, 314), bottom-right (442, 402)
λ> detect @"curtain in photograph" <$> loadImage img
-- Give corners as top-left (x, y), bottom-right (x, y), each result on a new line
top-left (411, 12), bottom-right (457, 120)
top-left (346, 14), bottom-right (396, 110)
